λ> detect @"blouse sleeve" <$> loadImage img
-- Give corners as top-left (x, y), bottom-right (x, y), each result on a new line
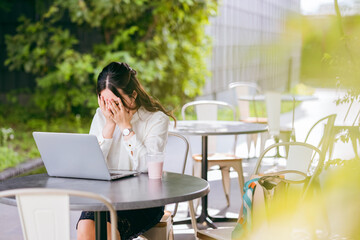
top-left (89, 108), bottom-right (113, 160)
top-left (122, 112), bottom-right (169, 172)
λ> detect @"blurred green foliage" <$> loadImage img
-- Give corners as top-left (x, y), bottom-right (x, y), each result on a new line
top-left (301, 13), bottom-right (360, 92)
top-left (243, 159), bottom-right (360, 239)
top-left (301, 7), bottom-right (360, 148)
top-left (5, 0), bottom-right (217, 118)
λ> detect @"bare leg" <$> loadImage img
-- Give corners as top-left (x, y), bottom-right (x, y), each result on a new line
top-left (77, 220), bottom-right (95, 240)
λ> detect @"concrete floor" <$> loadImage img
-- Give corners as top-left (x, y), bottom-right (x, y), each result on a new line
top-left (0, 88), bottom-right (358, 239)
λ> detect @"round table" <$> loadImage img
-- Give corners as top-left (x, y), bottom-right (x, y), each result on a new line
top-left (238, 94), bottom-right (318, 139)
top-left (237, 94), bottom-right (317, 102)
top-left (0, 172), bottom-right (209, 239)
top-left (169, 120), bottom-right (268, 227)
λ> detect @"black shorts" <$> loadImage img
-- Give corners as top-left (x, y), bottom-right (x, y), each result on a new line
top-left (77, 206), bottom-right (164, 240)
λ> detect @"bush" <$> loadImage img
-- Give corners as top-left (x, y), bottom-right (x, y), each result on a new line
top-left (5, 0), bottom-right (218, 118)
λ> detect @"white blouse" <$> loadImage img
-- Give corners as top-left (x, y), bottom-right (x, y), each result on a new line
top-left (89, 107), bottom-right (169, 172)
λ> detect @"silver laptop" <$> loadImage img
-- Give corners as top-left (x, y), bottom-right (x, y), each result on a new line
top-left (33, 132), bottom-right (139, 180)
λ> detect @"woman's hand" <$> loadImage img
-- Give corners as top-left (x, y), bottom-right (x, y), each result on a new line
top-left (98, 96), bottom-right (115, 125)
top-left (108, 98), bottom-right (135, 130)
top-left (98, 96), bottom-right (116, 139)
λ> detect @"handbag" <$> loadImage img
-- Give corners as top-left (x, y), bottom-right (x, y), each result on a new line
top-left (232, 170), bottom-right (309, 240)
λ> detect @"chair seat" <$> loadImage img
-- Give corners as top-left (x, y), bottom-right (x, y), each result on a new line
top-left (197, 227), bottom-right (233, 240)
top-left (192, 153), bottom-right (245, 202)
top-left (242, 117), bottom-right (268, 124)
top-left (280, 126), bottom-right (292, 132)
top-left (156, 210), bottom-right (172, 227)
top-left (142, 210), bottom-right (173, 240)
top-left (192, 153), bottom-right (242, 162)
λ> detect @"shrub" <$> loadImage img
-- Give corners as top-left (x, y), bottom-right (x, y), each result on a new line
top-left (5, 0), bottom-right (218, 118)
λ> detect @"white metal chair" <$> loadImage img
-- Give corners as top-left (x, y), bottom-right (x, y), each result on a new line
top-left (304, 114), bottom-right (337, 162)
top-left (0, 188), bottom-right (118, 240)
top-left (331, 102), bottom-right (360, 160)
top-left (229, 82), bottom-right (267, 157)
top-left (253, 142), bottom-right (323, 182)
top-left (182, 100), bottom-right (244, 207)
top-left (260, 91), bottom-right (293, 156)
top-left (193, 142), bottom-right (323, 240)
top-left (142, 132), bottom-right (189, 240)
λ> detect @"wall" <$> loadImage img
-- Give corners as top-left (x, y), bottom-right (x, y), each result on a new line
top-left (201, 0), bottom-right (302, 104)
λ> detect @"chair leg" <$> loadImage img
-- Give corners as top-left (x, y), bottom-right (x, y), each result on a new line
top-left (279, 131), bottom-right (292, 157)
top-left (349, 132), bottom-right (359, 159)
top-left (220, 166), bottom-right (231, 207)
top-left (188, 200), bottom-right (199, 240)
top-left (260, 132), bottom-right (269, 155)
top-left (328, 140), bottom-right (334, 161)
top-left (168, 227), bottom-right (174, 240)
top-left (231, 162), bottom-right (245, 196)
top-left (192, 160), bottom-right (202, 212)
top-left (252, 133), bottom-right (258, 157)
top-left (246, 134), bottom-right (252, 158)
top-left (246, 134), bottom-right (258, 158)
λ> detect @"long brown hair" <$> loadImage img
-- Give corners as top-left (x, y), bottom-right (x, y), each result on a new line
top-left (97, 62), bottom-right (176, 123)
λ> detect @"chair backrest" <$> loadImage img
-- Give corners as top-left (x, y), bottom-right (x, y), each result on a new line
top-left (265, 91), bottom-right (281, 136)
top-left (253, 142), bottom-right (323, 182)
top-left (163, 132), bottom-right (189, 175)
top-left (181, 100), bottom-right (237, 154)
top-left (0, 188), bottom-right (118, 240)
top-left (304, 114), bottom-right (337, 159)
top-left (229, 81), bottom-right (262, 120)
top-left (352, 109), bottom-right (360, 126)
top-left (181, 100), bottom-right (236, 121)
top-left (163, 132), bottom-right (189, 217)
top-left (339, 99), bottom-right (360, 125)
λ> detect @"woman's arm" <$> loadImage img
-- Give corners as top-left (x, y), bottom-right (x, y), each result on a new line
top-left (122, 112), bottom-right (169, 172)
top-left (89, 108), bottom-right (114, 160)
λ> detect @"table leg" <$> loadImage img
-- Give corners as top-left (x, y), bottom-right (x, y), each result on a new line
top-left (174, 135), bottom-right (237, 228)
top-left (200, 136), bottom-right (239, 227)
top-left (95, 211), bottom-right (108, 240)
top-left (196, 136), bottom-right (216, 228)
top-left (174, 136), bottom-right (217, 228)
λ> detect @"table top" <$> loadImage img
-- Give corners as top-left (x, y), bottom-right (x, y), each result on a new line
top-left (237, 94), bottom-right (318, 102)
top-left (169, 120), bottom-right (267, 136)
top-left (0, 173), bottom-right (209, 211)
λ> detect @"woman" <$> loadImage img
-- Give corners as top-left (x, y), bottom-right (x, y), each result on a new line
top-left (77, 62), bottom-right (176, 240)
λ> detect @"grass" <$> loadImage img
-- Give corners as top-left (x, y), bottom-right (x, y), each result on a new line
top-left (16, 166), bottom-right (47, 177)
top-left (0, 115), bottom-right (92, 172)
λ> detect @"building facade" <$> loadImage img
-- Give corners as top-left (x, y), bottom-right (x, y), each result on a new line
top-left (202, 0), bottom-right (302, 102)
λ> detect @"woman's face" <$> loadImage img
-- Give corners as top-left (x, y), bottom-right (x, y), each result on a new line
top-left (100, 88), bottom-right (135, 109)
